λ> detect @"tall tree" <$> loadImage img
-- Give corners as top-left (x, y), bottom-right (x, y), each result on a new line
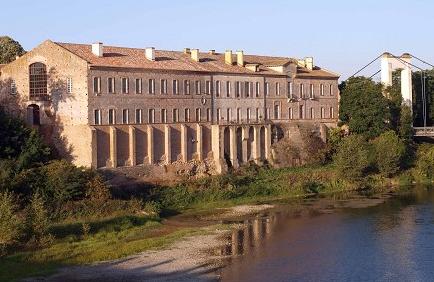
top-left (0, 36), bottom-right (25, 64)
top-left (339, 76), bottom-right (390, 139)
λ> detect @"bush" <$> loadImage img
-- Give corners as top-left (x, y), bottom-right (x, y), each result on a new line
top-left (0, 191), bottom-right (23, 255)
top-left (334, 135), bottom-right (371, 180)
top-left (372, 131), bottom-right (405, 177)
top-left (415, 143), bottom-right (434, 179)
top-left (27, 193), bottom-right (53, 247)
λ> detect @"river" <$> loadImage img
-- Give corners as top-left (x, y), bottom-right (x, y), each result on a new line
top-left (217, 186), bottom-right (434, 282)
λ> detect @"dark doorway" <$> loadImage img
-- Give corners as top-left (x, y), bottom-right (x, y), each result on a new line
top-left (27, 104), bottom-right (40, 125)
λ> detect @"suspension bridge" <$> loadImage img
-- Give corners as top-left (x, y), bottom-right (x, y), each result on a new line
top-left (349, 52), bottom-right (434, 137)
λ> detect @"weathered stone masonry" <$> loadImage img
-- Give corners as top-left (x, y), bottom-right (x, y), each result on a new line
top-left (0, 40), bottom-right (340, 173)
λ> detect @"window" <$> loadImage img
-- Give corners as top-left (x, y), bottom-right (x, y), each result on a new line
top-left (10, 80), bottom-right (16, 95)
top-left (161, 79), bottom-right (167, 94)
top-left (247, 108), bottom-right (251, 122)
top-left (330, 107), bottom-right (335, 118)
top-left (299, 105), bottom-right (304, 119)
top-left (121, 78), bottom-right (129, 94)
top-left (215, 80), bottom-right (221, 97)
top-left (66, 77), bottom-right (73, 94)
top-left (173, 80), bottom-right (179, 95)
top-left (310, 84), bottom-right (314, 99)
top-left (195, 81), bottom-right (201, 95)
top-left (94, 109), bottom-right (101, 125)
top-left (205, 80), bottom-right (211, 95)
top-left (276, 82), bottom-right (280, 96)
top-left (108, 77), bottom-right (115, 94)
top-left (226, 81), bottom-right (231, 97)
top-left (330, 84), bottom-right (334, 95)
top-left (310, 108), bottom-right (315, 119)
top-left (320, 84), bottom-right (324, 96)
top-left (264, 82), bottom-right (269, 96)
top-left (300, 83), bottom-right (304, 98)
top-left (288, 82), bottom-right (293, 98)
top-left (227, 108), bottom-right (231, 121)
top-left (256, 108), bottom-right (260, 121)
top-left (135, 78), bottom-right (142, 94)
top-left (321, 107), bottom-right (325, 119)
top-left (244, 82), bottom-right (250, 97)
top-left (217, 108), bottom-right (221, 122)
top-left (135, 109), bottom-right (143, 123)
top-left (255, 82), bottom-right (260, 97)
top-left (29, 62), bottom-right (47, 97)
top-left (288, 108), bottom-right (293, 119)
top-left (173, 109), bottom-right (179, 122)
top-left (108, 109), bottom-right (116, 124)
top-left (206, 108), bottom-right (211, 122)
top-left (274, 104), bottom-right (280, 119)
top-left (161, 109), bottom-right (167, 123)
top-left (236, 108), bottom-right (241, 122)
top-left (235, 81), bottom-right (241, 98)
top-left (184, 80), bottom-right (190, 95)
top-left (266, 108), bottom-right (270, 120)
top-left (195, 108), bottom-right (201, 122)
top-left (148, 79), bottom-right (155, 94)
top-left (148, 109), bottom-right (155, 123)
top-left (184, 108), bottom-right (190, 122)
top-left (122, 109), bottom-right (129, 124)
top-left (93, 77), bottom-right (101, 94)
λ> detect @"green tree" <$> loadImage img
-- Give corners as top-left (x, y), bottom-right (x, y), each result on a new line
top-left (398, 105), bottom-right (413, 141)
top-left (339, 77), bottom-right (390, 139)
top-left (0, 191), bottom-right (23, 255)
top-left (0, 36), bottom-right (25, 64)
top-left (372, 131), bottom-right (405, 176)
top-left (334, 134), bottom-right (370, 180)
top-left (16, 129), bottom-right (51, 170)
top-left (27, 192), bottom-right (53, 247)
top-left (415, 143), bottom-right (434, 179)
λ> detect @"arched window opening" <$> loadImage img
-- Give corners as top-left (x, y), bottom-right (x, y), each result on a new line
top-left (29, 63), bottom-right (47, 99)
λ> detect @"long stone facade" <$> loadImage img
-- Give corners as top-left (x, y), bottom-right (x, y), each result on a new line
top-left (0, 40), bottom-right (339, 173)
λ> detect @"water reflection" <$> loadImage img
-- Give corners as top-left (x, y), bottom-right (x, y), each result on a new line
top-left (216, 186), bottom-right (434, 282)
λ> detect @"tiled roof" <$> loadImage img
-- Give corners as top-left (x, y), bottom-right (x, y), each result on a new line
top-left (55, 42), bottom-right (339, 78)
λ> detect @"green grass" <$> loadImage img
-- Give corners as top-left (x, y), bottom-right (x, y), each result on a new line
top-left (0, 215), bottom-right (209, 282)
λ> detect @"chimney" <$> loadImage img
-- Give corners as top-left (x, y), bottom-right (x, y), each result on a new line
top-left (305, 57), bottom-right (314, 70)
top-left (92, 42), bottom-right (104, 57)
top-left (145, 47), bottom-right (155, 61)
top-left (225, 50), bottom-right (233, 65)
top-left (246, 64), bottom-right (259, 72)
top-left (236, 50), bottom-right (244, 67)
top-left (183, 48), bottom-right (191, 54)
top-left (191, 49), bottom-right (199, 62)
top-left (209, 49), bottom-right (216, 55)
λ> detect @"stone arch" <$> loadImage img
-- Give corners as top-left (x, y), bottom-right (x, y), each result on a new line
top-left (27, 104), bottom-right (40, 125)
top-left (236, 127), bottom-right (243, 163)
top-left (260, 126), bottom-right (266, 160)
top-left (223, 127), bottom-right (231, 167)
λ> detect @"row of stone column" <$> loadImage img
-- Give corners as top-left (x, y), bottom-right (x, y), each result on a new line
top-left (91, 124), bottom-right (204, 168)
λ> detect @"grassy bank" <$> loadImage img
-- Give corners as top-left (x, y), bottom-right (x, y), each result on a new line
top-left (0, 164), bottom-right (429, 282)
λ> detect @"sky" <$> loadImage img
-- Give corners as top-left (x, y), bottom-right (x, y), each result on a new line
top-left (2, 0), bottom-right (433, 80)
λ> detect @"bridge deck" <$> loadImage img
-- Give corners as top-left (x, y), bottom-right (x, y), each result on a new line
top-left (414, 127), bottom-right (434, 137)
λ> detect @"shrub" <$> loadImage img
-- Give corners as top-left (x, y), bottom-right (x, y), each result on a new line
top-left (334, 135), bottom-right (370, 180)
top-left (27, 193), bottom-right (53, 247)
top-left (85, 174), bottom-right (111, 203)
top-left (0, 191), bottom-right (23, 255)
top-left (415, 143), bottom-right (434, 179)
top-left (372, 131), bottom-right (405, 177)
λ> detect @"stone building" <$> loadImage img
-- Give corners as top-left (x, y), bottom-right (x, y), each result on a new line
top-left (0, 40), bottom-right (339, 173)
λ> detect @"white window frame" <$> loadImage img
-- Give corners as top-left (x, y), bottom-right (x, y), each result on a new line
top-left (161, 79), bottom-right (167, 94)
top-left (288, 82), bottom-right (293, 98)
top-left (205, 80), bottom-right (211, 95)
top-left (108, 108), bottom-right (116, 124)
top-left (108, 77), bottom-right (115, 94)
top-left (148, 109), bottom-right (155, 123)
top-left (121, 77), bottom-right (129, 94)
top-left (135, 109), bottom-right (143, 124)
top-left (184, 80), bottom-right (190, 95)
top-left (173, 108), bottom-right (179, 122)
top-left (195, 80), bottom-right (201, 95)
top-left (226, 81), bottom-right (231, 97)
top-left (184, 108), bottom-right (190, 122)
top-left (161, 109), bottom-right (167, 123)
top-left (93, 77), bottom-right (101, 94)
top-left (135, 78), bottom-right (142, 94)
top-left (276, 82), bottom-right (280, 96)
top-left (320, 84), bottom-right (324, 96)
top-left (122, 109), bottom-right (129, 124)
top-left (215, 80), bottom-right (221, 97)
top-left (94, 109), bottom-right (101, 125)
top-left (173, 80), bottom-right (179, 95)
top-left (264, 82), bottom-right (269, 96)
top-left (195, 108), bottom-right (201, 122)
top-left (149, 79), bottom-right (155, 94)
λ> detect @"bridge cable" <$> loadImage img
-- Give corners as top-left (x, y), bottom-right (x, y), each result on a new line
top-left (348, 53), bottom-right (383, 79)
top-left (409, 54), bottom-right (434, 69)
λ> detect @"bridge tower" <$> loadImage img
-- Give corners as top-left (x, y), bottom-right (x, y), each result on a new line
top-left (380, 52), bottom-right (412, 108)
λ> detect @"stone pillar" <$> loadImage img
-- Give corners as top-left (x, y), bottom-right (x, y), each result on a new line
top-left (180, 124), bottom-right (188, 162)
top-left (381, 52), bottom-right (392, 87)
top-left (147, 125), bottom-right (154, 164)
top-left (196, 123), bottom-right (202, 161)
top-left (264, 124), bottom-right (272, 160)
top-left (229, 126), bottom-right (239, 168)
top-left (400, 54), bottom-right (413, 108)
top-left (211, 125), bottom-right (224, 173)
top-left (164, 124), bottom-right (171, 164)
top-left (241, 127), bottom-right (249, 163)
top-left (91, 127), bottom-right (98, 169)
top-left (109, 126), bottom-right (117, 168)
top-left (128, 125), bottom-right (136, 166)
top-left (252, 126), bottom-right (261, 163)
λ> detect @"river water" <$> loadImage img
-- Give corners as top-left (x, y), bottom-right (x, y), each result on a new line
top-left (217, 187), bottom-right (434, 282)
